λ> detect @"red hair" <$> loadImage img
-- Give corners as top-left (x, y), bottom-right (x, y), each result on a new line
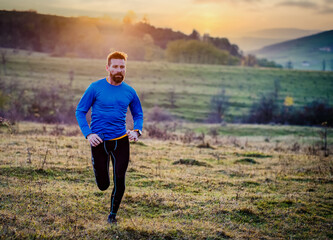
top-left (106, 51), bottom-right (128, 66)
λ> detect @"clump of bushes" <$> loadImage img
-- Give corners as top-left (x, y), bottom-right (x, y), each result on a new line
top-left (0, 78), bottom-right (76, 124)
top-left (172, 158), bottom-right (212, 167)
top-left (146, 106), bottom-right (173, 122)
top-left (245, 93), bottom-right (333, 126)
top-left (234, 158), bottom-right (258, 164)
top-left (237, 152), bottom-right (272, 158)
top-left (144, 123), bottom-right (178, 140)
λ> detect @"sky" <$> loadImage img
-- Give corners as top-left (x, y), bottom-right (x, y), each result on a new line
top-left (1, 0), bottom-right (332, 38)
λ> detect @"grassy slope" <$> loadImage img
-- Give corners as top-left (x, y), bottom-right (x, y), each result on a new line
top-left (0, 122), bottom-right (332, 239)
top-left (255, 30), bottom-right (333, 70)
top-left (2, 49), bottom-right (333, 122)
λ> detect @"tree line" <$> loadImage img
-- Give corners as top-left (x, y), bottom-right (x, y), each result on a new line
top-left (0, 10), bottom-right (280, 68)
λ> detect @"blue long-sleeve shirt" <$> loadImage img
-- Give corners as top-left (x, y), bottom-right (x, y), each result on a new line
top-left (75, 78), bottom-right (143, 140)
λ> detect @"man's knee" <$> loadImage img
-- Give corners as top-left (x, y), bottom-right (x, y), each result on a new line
top-left (97, 182), bottom-right (110, 191)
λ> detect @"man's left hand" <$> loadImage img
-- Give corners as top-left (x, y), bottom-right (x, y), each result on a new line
top-left (127, 130), bottom-right (139, 142)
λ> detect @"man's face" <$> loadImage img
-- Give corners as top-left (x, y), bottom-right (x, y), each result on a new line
top-left (106, 59), bottom-right (126, 84)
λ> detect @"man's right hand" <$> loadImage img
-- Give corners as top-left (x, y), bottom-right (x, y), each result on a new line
top-left (87, 133), bottom-right (103, 147)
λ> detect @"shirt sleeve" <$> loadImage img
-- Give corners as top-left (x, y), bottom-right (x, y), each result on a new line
top-left (129, 90), bottom-right (144, 133)
top-left (75, 84), bottom-right (95, 138)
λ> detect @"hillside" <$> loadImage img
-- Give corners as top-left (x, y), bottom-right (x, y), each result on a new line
top-left (253, 30), bottom-right (333, 71)
top-left (0, 10), bottom-right (241, 60)
top-left (1, 50), bottom-right (333, 124)
top-left (232, 28), bottom-right (321, 52)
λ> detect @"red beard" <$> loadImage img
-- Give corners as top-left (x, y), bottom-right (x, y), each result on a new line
top-left (111, 73), bottom-right (124, 83)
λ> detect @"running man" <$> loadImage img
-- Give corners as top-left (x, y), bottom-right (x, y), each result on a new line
top-left (75, 51), bottom-right (143, 224)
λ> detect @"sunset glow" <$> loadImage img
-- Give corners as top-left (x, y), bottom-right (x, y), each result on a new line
top-left (0, 0), bottom-right (332, 38)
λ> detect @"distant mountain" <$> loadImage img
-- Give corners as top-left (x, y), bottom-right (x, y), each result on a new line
top-left (231, 37), bottom-right (286, 52)
top-left (252, 30), bottom-right (333, 71)
top-left (231, 28), bottom-right (321, 52)
top-left (249, 28), bottom-right (321, 39)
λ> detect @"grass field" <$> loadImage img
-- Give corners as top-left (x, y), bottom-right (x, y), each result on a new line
top-left (1, 49), bottom-right (333, 239)
top-left (0, 122), bottom-right (332, 239)
top-left (1, 48), bottom-right (333, 122)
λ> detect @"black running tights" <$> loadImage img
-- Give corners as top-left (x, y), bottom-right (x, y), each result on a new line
top-left (91, 136), bottom-right (129, 215)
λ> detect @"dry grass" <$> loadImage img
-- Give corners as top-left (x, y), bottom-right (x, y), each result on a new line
top-left (1, 122), bottom-right (333, 239)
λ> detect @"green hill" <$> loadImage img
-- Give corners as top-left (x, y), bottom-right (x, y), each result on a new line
top-left (253, 30), bottom-right (333, 71)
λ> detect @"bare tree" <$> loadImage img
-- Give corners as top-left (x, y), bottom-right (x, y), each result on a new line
top-left (319, 122), bottom-right (329, 157)
top-left (68, 70), bottom-right (74, 87)
top-left (244, 54), bottom-right (256, 66)
top-left (209, 127), bottom-right (219, 144)
top-left (286, 61), bottom-right (293, 69)
top-left (208, 88), bottom-right (229, 123)
top-left (0, 50), bottom-right (7, 75)
top-left (274, 78), bottom-right (281, 101)
top-left (168, 88), bottom-right (176, 108)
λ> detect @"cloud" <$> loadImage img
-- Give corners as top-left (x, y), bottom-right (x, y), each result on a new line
top-left (318, 7), bottom-right (333, 13)
top-left (277, 1), bottom-right (318, 9)
top-left (319, 0), bottom-right (333, 13)
top-left (277, 0), bottom-right (333, 14)
top-left (194, 0), bottom-right (260, 4)
top-left (78, 0), bottom-right (116, 2)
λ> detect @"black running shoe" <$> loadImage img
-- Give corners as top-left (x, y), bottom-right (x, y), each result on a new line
top-left (107, 213), bottom-right (117, 225)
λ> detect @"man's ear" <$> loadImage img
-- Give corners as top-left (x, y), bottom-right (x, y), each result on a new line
top-left (106, 64), bottom-right (110, 72)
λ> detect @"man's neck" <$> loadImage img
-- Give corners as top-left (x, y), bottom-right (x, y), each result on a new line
top-left (107, 76), bottom-right (122, 86)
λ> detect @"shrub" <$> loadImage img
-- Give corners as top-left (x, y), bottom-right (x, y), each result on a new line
top-left (146, 106), bottom-right (173, 122)
top-left (207, 89), bottom-right (229, 123)
top-left (0, 78), bottom-right (76, 124)
top-left (245, 96), bottom-right (333, 126)
top-left (166, 39), bottom-right (233, 65)
top-left (246, 93), bottom-right (278, 124)
top-left (144, 123), bottom-right (177, 140)
top-left (172, 158), bottom-right (212, 167)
